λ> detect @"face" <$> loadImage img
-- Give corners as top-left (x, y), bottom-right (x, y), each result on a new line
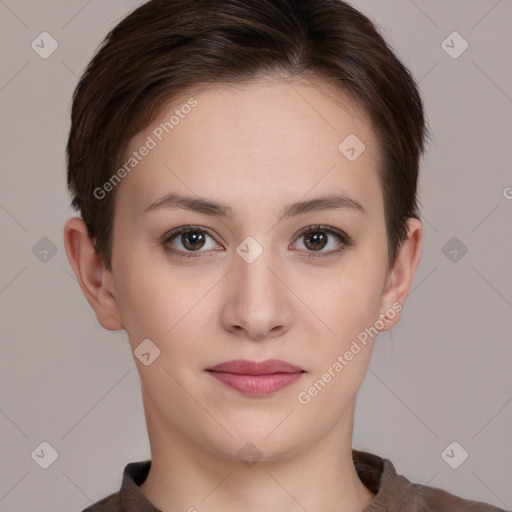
top-left (103, 76), bottom-right (399, 461)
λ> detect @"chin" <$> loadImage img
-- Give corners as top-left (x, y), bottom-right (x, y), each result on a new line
top-left (200, 423), bottom-right (308, 464)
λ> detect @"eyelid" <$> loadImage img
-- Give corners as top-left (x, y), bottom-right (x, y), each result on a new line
top-left (289, 224), bottom-right (353, 258)
top-left (161, 224), bottom-right (353, 259)
top-left (161, 225), bottom-right (222, 258)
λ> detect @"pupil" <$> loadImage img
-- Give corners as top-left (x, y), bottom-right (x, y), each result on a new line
top-left (183, 231), bottom-right (205, 250)
top-left (306, 231), bottom-right (327, 251)
top-left (179, 230), bottom-right (329, 252)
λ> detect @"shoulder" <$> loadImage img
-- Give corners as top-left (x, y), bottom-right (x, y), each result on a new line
top-left (80, 459), bottom-right (153, 511)
top-left (81, 491), bottom-right (122, 512)
top-left (352, 449), bottom-right (507, 512)
top-left (408, 480), bottom-right (508, 512)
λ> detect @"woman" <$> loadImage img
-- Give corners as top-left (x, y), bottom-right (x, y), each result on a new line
top-left (63, 0), bottom-right (506, 510)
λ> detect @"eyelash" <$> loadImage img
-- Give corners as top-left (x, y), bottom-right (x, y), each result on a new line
top-left (160, 224), bottom-right (354, 260)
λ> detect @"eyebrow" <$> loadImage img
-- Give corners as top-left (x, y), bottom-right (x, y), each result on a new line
top-left (143, 192), bottom-right (366, 221)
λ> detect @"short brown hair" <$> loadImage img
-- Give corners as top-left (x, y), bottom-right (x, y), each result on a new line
top-left (66, 0), bottom-right (428, 271)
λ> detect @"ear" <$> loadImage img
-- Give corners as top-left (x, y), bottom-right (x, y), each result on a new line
top-left (63, 217), bottom-right (124, 331)
top-left (377, 217), bottom-right (423, 332)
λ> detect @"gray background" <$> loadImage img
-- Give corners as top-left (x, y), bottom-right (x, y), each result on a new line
top-left (0, 0), bottom-right (511, 510)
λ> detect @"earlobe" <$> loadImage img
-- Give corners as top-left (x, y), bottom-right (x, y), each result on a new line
top-left (378, 218), bottom-right (423, 332)
top-left (63, 217), bottom-right (124, 331)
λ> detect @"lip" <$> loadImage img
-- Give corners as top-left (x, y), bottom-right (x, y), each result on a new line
top-left (208, 359), bottom-right (304, 375)
top-left (207, 359), bottom-right (305, 396)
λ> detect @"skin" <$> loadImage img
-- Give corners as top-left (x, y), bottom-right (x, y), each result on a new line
top-left (64, 75), bottom-right (422, 512)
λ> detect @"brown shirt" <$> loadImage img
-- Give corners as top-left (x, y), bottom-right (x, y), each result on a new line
top-left (82, 449), bottom-right (507, 511)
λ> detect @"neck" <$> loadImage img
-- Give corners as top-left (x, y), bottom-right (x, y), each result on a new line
top-left (138, 390), bottom-right (376, 512)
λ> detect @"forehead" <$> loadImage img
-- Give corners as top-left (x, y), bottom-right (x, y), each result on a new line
top-left (115, 76), bottom-right (382, 220)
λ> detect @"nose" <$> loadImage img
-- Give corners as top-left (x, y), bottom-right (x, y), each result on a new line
top-left (220, 248), bottom-right (292, 341)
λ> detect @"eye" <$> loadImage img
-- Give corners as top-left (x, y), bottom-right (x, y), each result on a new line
top-left (291, 225), bottom-right (353, 258)
top-left (162, 226), bottom-right (222, 258)
top-left (161, 224), bottom-right (353, 260)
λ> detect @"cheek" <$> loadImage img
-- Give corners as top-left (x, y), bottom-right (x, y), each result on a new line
top-left (114, 252), bottom-right (219, 364)
top-left (301, 248), bottom-right (387, 398)
top-left (114, 221), bottom-right (388, 350)
top-left (296, 264), bottom-right (383, 412)
top-left (317, 255), bottom-right (387, 336)
top-left (112, 253), bottom-right (180, 343)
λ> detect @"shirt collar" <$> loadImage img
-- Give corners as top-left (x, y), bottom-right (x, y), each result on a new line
top-left (117, 449), bottom-right (412, 511)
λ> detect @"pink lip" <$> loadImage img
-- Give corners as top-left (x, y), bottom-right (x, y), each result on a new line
top-left (207, 359), bottom-right (305, 396)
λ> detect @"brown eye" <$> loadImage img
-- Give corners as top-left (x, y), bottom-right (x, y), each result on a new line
top-left (180, 230), bottom-right (207, 251)
top-left (292, 225), bottom-right (353, 259)
top-left (163, 226), bottom-right (221, 258)
top-left (303, 230), bottom-right (328, 251)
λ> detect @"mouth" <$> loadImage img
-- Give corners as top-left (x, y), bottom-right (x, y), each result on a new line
top-left (206, 359), bottom-right (306, 396)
